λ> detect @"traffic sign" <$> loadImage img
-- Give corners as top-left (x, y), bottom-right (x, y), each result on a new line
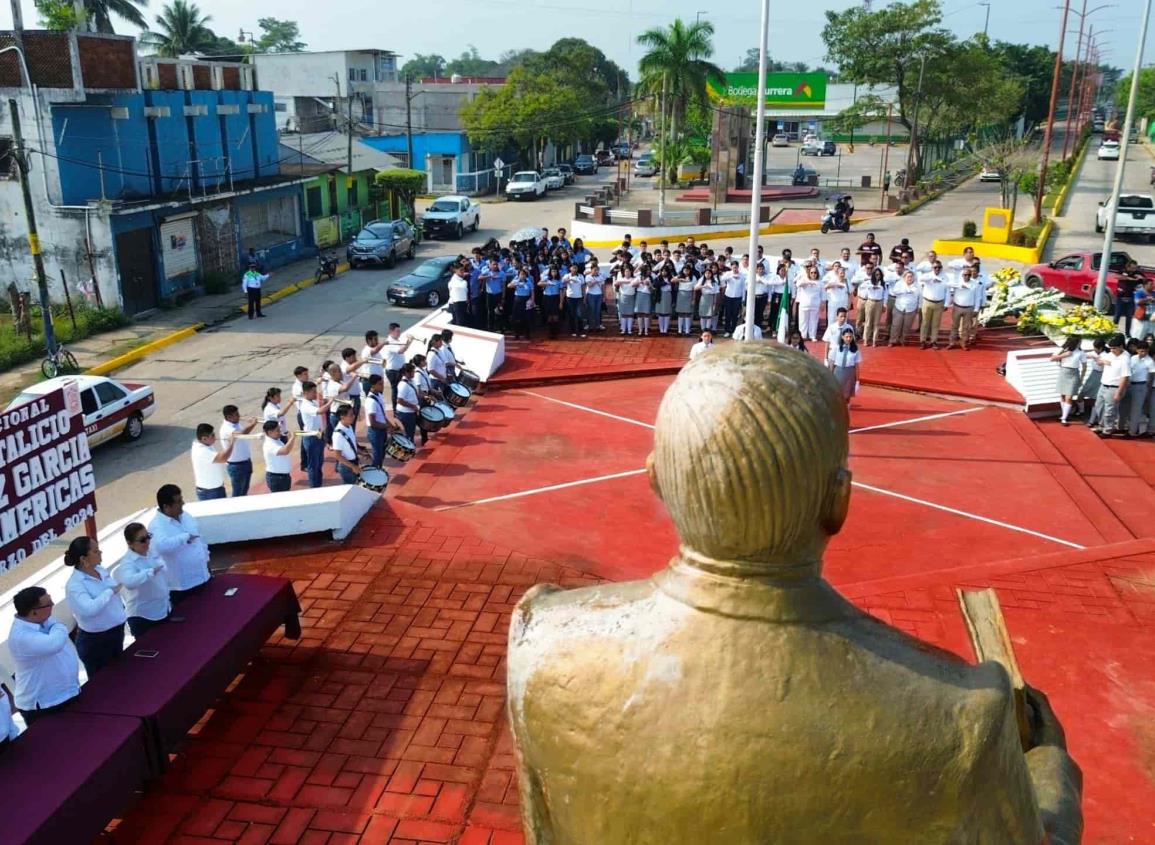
top-left (494, 157), bottom-right (505, 170)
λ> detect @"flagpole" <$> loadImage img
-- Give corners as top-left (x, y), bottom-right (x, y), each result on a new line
top-left (742, 0), bottom-right (772, 341)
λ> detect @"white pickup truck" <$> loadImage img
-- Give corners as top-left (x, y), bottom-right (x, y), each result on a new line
top-left (1096, 193), bottom-right (1155, 241)
top-left (420, 195), bottom-right (480, 240)
top-left (505, 170), bottom-right (547, 200)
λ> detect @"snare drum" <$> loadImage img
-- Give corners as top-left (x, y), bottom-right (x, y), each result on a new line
top-left (457, 368), bottom-right (481, 391)
top-left (447, 382), bottom-right (472, 408)
top-left (435, 401), bottom-right (456, 425)
top-left (385, 433), bottom-right (417, 462)
top-left (418, 405), bottom-right (446, 433)
top-left (358, 466), bottom-right (390, 493)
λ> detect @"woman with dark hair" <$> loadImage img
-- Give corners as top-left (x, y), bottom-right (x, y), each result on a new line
top-left (858, 267), bottom-right (888, 347)
top-left (113, 523), bottom-right (170, 638)
top-left (655, 267), bottom-right (675, 335)
top-left (508, 267), bottom-right (536, 340)
top-left (676, 270), bottom-right (697, 336)
top-left (1049, 335), bottom-right (1085, 426)
top-left (695, 268), bottom-right (719, 333)
top-left (261, 387), bottom-right (296, 441)
top-left (829, 326), bottom-right (861, 403)
top-left (64, 536), bottom-right (127, 675)
top-left (614, 263), bottom-right (638, 336)
top-left (538, 265), bottom-right (563, 339)
top-left (395, 362), bottom-right (422, 444)
top-left (635, 268), bottom-right (654, 336)
top-left (571, 238), bottom-right (592, 269)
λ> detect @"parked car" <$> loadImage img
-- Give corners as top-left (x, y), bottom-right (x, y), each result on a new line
top-left (543, 167), bottom-right (565, 190)
top-left (420, 195), bottom-right (480, 240)
top-left (1092, 119), bottom-right (1105, 134)
top-left (979, 165), bottom-right (1002, 182)
top-left (1095, 193), bottom-right (1155, 239)
top-left (7, 375), bottom-right (156, 447)
top-left (386, 256), bottom-right (459, 308)
top-left (505, 170), bottom-right (547, 200)
top-left (771, 133), bottom-right (790, 147)
top-left (820, 140), bottom-right (837, 156)
top-left (595, 149), bottom-right (616, 167)
top-left (347, 219), bottom-right (416, 268)
top-left (574, 154), bottom-right (598, 175)
top-left (612, 142), bottom-right (632, 160)
top-left (1098, 140), bottom-right (1121, 161)
top-left (558, 163), bottom-right (576, 184)
top-left (634, 154), bottom-right (659, 177)
top-left (1022, 250), bottom-right (1155, 307)
top-left (800, 140), bottom-right (822, 156)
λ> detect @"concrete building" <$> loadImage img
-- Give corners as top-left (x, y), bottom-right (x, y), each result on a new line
top-left (763, 84), bottom-right (907, 142)
top-left (0, 30), bottom-right (311, 315)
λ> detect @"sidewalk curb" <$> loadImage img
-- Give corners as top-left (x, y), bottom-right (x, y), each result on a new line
top-left (1051, 135), bottom-right (1090, 218)
top-left (238, 262), bottom-right (352, 314)
top-left (87, 323), bottom-right (205, 376)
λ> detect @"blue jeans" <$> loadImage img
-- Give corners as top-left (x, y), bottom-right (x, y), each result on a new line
top-left (1115, 296), bottom-right (1135, 335)
top-left (367, 427), bottom-right (387, 468)
top-left (304, 436), bottom-right (325, 488)
top-left (266, 472), bottom-right (291, 493)
top-left (586, 293), bottom-right (603, 329)
top-left (226, 460), bottom-right (252, 497)
top-left (196, 486), bottom-right (226, 501)
top-left (75, 624), bottom-right (125, 676)
top-left (337, 463), bottom-right (359, 485)
top-left (297, 411), bottom-right (307, 470)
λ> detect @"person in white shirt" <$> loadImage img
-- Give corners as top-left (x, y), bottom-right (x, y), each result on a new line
top-left (329, 404), bottom-right (362, 485)
top-left (689, 330), bottom-right (715, 360)
top-left (1092, 335), bottom-right (1130, 436)
top-left (1125, 340), bottom-right (1155, 436)
top-left (291, 366), bottom-right (310, 472)
top-left (63, 536), bottom-right (126, 676)
top-left (731, 321), bottom-right (763, 341)
top-left (838, 247), bottom-right (860, 283)
top-left (379, 324), bottom-right (413, 410)
top-left (695, 272), bottom-right (719, 332)
top-left (261, 386), bottom-right (296, 440)
top-left (8, 587), bottom-right (80, 724)
top-left (795, 266), bottom-right (824, 341)
top-left (823, 265), bottom-right (851, 328)
top-left (822, 308), bottom-right (852, 358)
top-left (850, 260), bottom-right (875, 334)
top-left (721, 261), bottom-right (747, 337)
top-left (968, 259), bottom-right (990, 345)
top-left (149, 484), bottom-right (211, 600)
top-left (220, 405), bottom-right (258, 497)
top-left (888, 271), bottom-right (921, 347)
top-left (917, 260), bottom-right (950, 349)
top-left (365, 373), bottom-right (403, 461)
top-left (297, 380), bottom-right (332, 488)
top-left (0, 682), bottom-right (18, 746)
top-left (563, 262), bottom-right (587, 337)
top-left (190, 423), bottom-right (236, 501)
top-left (112, 523), bottom-right (171, 638)
top-left (241, 263), bottom-right (269, 320)
top-left (828, 325), bottom-right (862, 403)
top-left (914, 250), bottom-right (939, 275)
top-left (948, 266), bottom-right (981, 350)
top-left (324, 362), bottom-right (358, 434)
top-left (340, 347), bottom-right (365, 433)
top-left (856, 267), bottom-right (888, 347)
top-left (946, 246), bottom-right (976, 281)
top-left (1050, 336), bottom-right (1086, 426)
top-left (448, 262), bottom-right (470, 326)
top-left (262, 421), bottom-right (297, 492)
top-left (584, 260), bottom-right (607, 332)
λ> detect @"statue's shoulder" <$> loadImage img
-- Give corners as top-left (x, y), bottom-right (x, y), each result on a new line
top-left (510, 579), bottom-right (657, 647)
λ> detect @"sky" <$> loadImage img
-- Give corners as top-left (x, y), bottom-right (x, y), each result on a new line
top-left (2, 0), bottom-right (1153, 75)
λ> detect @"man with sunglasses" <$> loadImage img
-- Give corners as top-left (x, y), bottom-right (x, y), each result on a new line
top-left (8, 587), bottom-right (80, 724)
top-left (113, 522), bottom-right (171, 637)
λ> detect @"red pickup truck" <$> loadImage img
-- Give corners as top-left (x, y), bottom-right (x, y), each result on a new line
top-left (1023, 250), bottom-right (1155, 307)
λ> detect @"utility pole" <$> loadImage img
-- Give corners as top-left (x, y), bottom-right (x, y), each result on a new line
top-left (9, 99), bottom-right (57, 357)
top-left (880, 102), bottom-right (894, 210)
top-left (904, 56), bottom-right (926, 188)
top-left (1094, 0), bottom-right (1152, 311)
top-left (9, 0), bottom-right (23, 29)
top-left (347, 91), bottom-right (354, 178)
top-left (742, 0), bottom-right (771, 342)
top-left (405, 74), bottom-right (414, 170)
top-left (1036, 0), bottom-right (1071, 223)
top-left (980, 2), bottom-right (991, 36)
top-left (1063, 6), bottom-right (1088, 162)
top-left (658, 73), bottom-right (668, 223)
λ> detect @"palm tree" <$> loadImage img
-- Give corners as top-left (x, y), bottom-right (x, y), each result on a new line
top-left (141, 0), bottom-right (213, 57)
top-left (85, 0), bottom-right (149, 34)
top-left (636, 20), bottom-right (726, 157)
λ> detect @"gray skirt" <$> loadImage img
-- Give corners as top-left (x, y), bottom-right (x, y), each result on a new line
top-left (833, 365), bottom-right (856, 400)
top-left (656, 288), bottom-right (674, 315)
top-left (698, 292), bottom-right (717, 318)
top-left (618, 293), bottom-right (636, 317)
top-left (1078, 368), bottom-right (1102, 399)
top-left (635, 290), bottom-right (653, 314)
top-left (676, 288), bottom-right (694, 315)
top-left (1057, 366), bottom-right (1081, 396)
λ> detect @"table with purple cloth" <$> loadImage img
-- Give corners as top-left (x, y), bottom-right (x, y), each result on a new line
top-left (71, 573), bottom-right (300, 770)
top-left (0, 712), bottom-right (150, 845)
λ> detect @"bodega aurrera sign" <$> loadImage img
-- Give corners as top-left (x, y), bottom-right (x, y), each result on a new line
top-left (0, 384), bottom-right (96, 572)
top-left (709, 72), bottom-right (828, 109)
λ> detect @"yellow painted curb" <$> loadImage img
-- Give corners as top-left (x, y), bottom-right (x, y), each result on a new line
top-left (932, 218), bottom-right (1052, 265)
top-left (237, 262), bottom-right (352, 314)
top-left (1051, 137), bottom-right (1089, 218)
top-left (87, 323), bottom-right (204, 377)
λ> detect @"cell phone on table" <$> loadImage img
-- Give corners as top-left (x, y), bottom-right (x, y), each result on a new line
top-left (135, 649), bottom-right (159, 658)
top-left (224, 587), bottom-right (238, 597)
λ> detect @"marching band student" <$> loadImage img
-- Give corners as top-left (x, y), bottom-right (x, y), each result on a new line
top-left (64, 536), bottom-right (126, 676)
top-left (328, 404), bottom-right (361, 485)
top-left (888, 270), bottom-right (921, 347)
top-left (364, 375), bottom-right (395, 466)
top-left (508, 268), bottom-right (536, 340)
top-left (291, 366), bottom-right (309, 471)
top-left (654, 271), bottom-right (674, 335)
top-left (795, 265), bottom-right (824, 342)
top-left (394, 364), bottom-right (423, 446)
top-left (614, 264), bottom-right (638, 335)
top-left (298, 381), bottom-right (331, 488)
top-left (261, 387), bottom-right (296, 441)
top-left (324, 362), bottom-right (357, 434)
top-left (190, 423), bottom-right (235, 501)
top-left (538, 265), bottom-right (564, 339)
top-left (676, 272), bottom-right (697, 336)
top-left (584, 258), bottom-right (606, 332)
top-left (1050, 336), bottom-right (1085, 426)
top-left (427, 334), bottom-right (450, 393)
top-left (262, 422), bottom-right (296, 492)
top-left (695, 269), bottom-right (719, 332)
top-left (382, 324), bottom-right (412, 410)
top-left (113, 523), bottom-right (171, 637)
top-left (635, 268), bottom-right (654, 336)
top-left (830, 326), bottom-right (862, 404)
top-left (562, 263), bottom-right (587, 337)
top-left (340, 348), bottom-right (364, 432)
top-left (858, 267), bottom-right (888, 347)
top-left (439, 329), bottom-right (461, 382)
top-left (220, 405), bottom-right (257, 497)
top-left (360, 329), bottom-right (387, 398)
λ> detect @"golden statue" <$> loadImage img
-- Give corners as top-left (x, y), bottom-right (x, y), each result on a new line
top-left (507, 342), bottom-right (1082, 844)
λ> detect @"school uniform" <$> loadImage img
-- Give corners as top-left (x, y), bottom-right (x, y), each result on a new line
top-left (1056, 349), bottom-right (1085, 397)
top-left (395, 379), bottom-right (422, 445)
top-left (830, 344), bottom-right (861, 401)
top-left (263, 434), bottom-right (293, 493)
top-left (511, 277), bottom-right (535, 339)
top-left (616, 278), bottom-right (637, 327)
top-left (1126, 353), bottom-right (1155, 435)
top-left (539, 276), bottom-right (562, 337)
top-left (584, 270), bottom-right (606, 331)
top-left (299, 397), bottom-right (325, 487)
top-left (381, 337), bottom-right (406, 408)
top-left (219, 419), bottom-right (252, 497)
top-left (635, 278), bottom-right (653, 315)
top-left (1079, 355), bottom-right (1104, 420)
top-left (291, 379), bottom-right (308, 470)
top-left (190, 440), bottom-right (227, 501)
top-left (1095, 350), bottom-right (1131, 434)
top-left (696, 280), bottom-right (718, 330)
top-left (365, 390), bottom-right (392, 467)
top-left (721, 272), bottom-right (746, 336)
top-left (263, 401), bottom-right (289, 439)
top-left (330, 421), bottom-right (360, 485)
top-left (563, 273), bottom-right (586, 336)
top-left (341, 359), bottom-right (363, 433)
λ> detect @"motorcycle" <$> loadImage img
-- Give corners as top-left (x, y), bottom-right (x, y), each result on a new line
top-left (315, 250), bottom-right (338, 284)
top-left (820, 195), bottom-right (853, 234)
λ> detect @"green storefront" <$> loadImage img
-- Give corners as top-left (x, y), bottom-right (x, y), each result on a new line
top-left (708, 72), bottom-right (831, 140)
top-left (301, 170), bottom-right (397, 248)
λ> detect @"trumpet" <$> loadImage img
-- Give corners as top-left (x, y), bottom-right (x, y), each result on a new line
top-left (232, 429), bottom-right (323, 441)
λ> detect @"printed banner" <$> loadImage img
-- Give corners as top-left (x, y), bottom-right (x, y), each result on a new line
top-left (709, 72), bottom-right (828, 109)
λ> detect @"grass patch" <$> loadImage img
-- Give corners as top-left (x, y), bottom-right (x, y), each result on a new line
top-left (0, 305), bottom-right (131, 372)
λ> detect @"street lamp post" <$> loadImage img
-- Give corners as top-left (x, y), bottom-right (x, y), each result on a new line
top-left (742, 0), bottom-right (772, 342)
top-left (1094, 0), bottom-right (1153, 312)
top-left (979, 2), bottom-right (991, 36)
top-left (1062, 0), bottom-right (1088, 161)
top-left (1034, 0), bottom-right (1071, 224)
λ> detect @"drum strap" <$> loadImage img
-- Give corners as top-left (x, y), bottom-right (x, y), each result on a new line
top-left (337, 427), bottom-right (357, 457)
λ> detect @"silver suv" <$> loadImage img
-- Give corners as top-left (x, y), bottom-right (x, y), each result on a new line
top-left (346, 219), bottom-right (416, 269)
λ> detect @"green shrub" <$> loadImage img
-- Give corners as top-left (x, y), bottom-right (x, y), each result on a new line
top-left (1008, 231), bottom-right (1027, 246)
top-left (0, 305), bottom-right (129, 373)
top-left (962, 220), bottom-right (978, 238)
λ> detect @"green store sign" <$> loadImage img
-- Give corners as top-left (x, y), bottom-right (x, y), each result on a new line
top-left (710, 72), bottom-right (828, 109)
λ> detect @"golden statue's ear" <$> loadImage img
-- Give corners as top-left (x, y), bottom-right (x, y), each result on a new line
top-left (646, 452), bottom-right (662, 501)
top-left (821, 468), bottom-right (852, 536)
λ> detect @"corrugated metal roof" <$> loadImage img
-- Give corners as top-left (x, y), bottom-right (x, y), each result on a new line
top-left (280, 132), bottom-right (401, 172)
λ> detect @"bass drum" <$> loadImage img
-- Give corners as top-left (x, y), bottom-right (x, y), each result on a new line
top-left (418, 405), bottom-right (446, 433)
top-left (447, 382), bottom-right (472, 408)
top-left (457, 368), bottom-right (481, 391)
top-left (435, 401), bottom-right (456, 425)
top-left (385, 433), bottom-right (417, 462)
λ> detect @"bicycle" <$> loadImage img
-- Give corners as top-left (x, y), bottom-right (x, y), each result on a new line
top-left (41, 343), bottom-right (80, 379)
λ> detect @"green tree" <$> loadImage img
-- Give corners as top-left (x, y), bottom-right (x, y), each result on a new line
top-left (522, 39), bottom-right (630, 103)
top-left (637, 19), bottom-right (726, 184)
top-left (141, 0), bottom-right (213, 57)
top-left (732, 49), bottom-right (827, 76)
top-left (35, 0), bottom-right (84, 29)
top-left (1116, 67), bottom-right (1155, 121)
top-left (256, 18), bottom-right (306, 53)
top-left (401, 53), bottom-right (448, 79)
top-left (199, 31), bottom-right (246, 57)
top-left (375, 169), bottom-right (425, 219)
top-left (989, 41), bottom-right (1057, 126)
top-left (446, 46), bottom-right (504, 77)
top-left (39, 0), bottom-right (149, 33)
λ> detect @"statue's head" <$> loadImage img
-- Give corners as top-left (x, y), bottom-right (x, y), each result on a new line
top-left (648, 342), bottom-right (852, 577)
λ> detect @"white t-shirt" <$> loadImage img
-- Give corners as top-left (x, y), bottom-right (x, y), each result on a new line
top-left (1057, 349), bottom-right (1085, 370)
top-left (795, 278), bottom-right (823, 308)
top-left (219, 419), bottom-right (251, 463)
top-left (366, 391), bottom-right (390, 425)
top-left (448, 274), bottom-right (469, 304)
top-left (1129, 354), bottom-right (1155, 383)
top-left (263, 435), bottom-right (291, 474)
top-left (397, 379), bottom-right (420, 411)
top-left (1100, 351), bottom-right (1131, 386)
top-left (299, 397), bottom-right (323, 432)
top-left (731, 324), bottom-right (763, 341)
top-left (564, 273), bottom-right (585, 298)
top-left (331, 422), bottom-right (358, 461)
top-left (361, 343), bottom-right (385, 376)
top-left (341, 360), bottom-right (362, 396)
top-left (822, 322), bottom-right (852, 354)
top-left (190, 441), bottom-right (226, 489)
top-left (689, 340), bottom-right (714, 360)
top-left (585, 271), bottom-right (605, 294)
top-left (291, 379), bottom-right (305, 401)
top-left (263, 401), bottom-right (288, 436)
top-left (830, 347), bottom-right (862, 368)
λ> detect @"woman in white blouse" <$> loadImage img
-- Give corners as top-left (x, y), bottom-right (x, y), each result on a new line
top-left (261, 387), bottom-right (297, 441)
top-left (823, 265), bottom-right (851, 328)
top-left (829, 326), bottom-right (862, 404)
top-left (795, 266), bottom-right (824, 341)
top-left (64, 536), bottom-right (127, 675)
top-left (112, 522), bottom-right (172, 638)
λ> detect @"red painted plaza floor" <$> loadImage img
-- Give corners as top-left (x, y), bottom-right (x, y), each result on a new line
top-left (106, 348), bottom-right (1155, 844)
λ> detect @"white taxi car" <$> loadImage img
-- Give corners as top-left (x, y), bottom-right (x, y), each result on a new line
top-left (6, 375), bottom-right (156, 447)
top-left (1098, 140), bottom-right (1121, 161)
